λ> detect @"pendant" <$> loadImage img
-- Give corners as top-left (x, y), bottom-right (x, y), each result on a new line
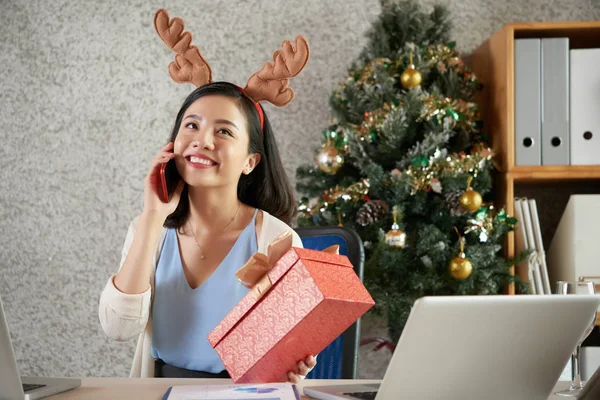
top-left (200, 254), bottom-right (205, 260)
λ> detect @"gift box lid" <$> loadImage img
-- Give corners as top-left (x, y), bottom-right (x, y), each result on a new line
top-left (207, 247), bottom-right (354, 348)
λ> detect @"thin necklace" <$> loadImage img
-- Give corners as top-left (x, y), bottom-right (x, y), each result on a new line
top-left (187, 203), bottom-right (242, 260)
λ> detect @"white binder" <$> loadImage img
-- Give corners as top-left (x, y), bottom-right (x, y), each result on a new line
top-left (514, 198), bottom-right (537, 294)
top-left (520, 199), bottom-right (545, 295)
top-left (514, 39), bottom-right (542, 166)
top-left (541, 38), bottom-right (570, 165)
top-left (527, 199), bottom-right (551, 294)
top-left (570, 48), bottom-right (600, 165)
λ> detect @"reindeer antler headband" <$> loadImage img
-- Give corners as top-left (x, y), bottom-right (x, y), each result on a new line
top-left (154, 8), bottom-right (310, 130)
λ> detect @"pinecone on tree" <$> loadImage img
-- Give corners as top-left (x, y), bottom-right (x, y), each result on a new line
top-left (356, 200), bottom-right (390, 226)
top-left (444, 189), bottom-right (467, 216)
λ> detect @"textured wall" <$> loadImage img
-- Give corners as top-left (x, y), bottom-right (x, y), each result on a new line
top-left (1, 0), bottom-right (599, 380)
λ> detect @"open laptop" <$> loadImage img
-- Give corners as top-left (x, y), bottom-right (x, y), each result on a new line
top-left (304, 295), bottom-right (600, 400)
top-left (0, 293), bottom-right (80, 400)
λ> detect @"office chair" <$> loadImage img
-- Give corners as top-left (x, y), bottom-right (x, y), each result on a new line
top-left (294, 225), bottom-right (365, 380)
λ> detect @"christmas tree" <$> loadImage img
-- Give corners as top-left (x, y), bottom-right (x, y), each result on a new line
top-left (295, 0), bottom-right (523, 342)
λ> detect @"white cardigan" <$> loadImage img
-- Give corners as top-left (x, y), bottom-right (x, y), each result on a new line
top-left (98, 210), bottom-right (303, 378)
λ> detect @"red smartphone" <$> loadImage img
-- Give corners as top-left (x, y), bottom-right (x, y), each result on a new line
top-left (157, 149), bottom-right (178, 203)
top-left (157, 162), bottom-right (169, 203)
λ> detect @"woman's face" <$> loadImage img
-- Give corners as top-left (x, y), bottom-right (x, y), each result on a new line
top-left (173, 95), bottom-right (260, 189)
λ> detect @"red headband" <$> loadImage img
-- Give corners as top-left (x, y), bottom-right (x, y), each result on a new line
top-left (236, 86), bottom-right (265, 132)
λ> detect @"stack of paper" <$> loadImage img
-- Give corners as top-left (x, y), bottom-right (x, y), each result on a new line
top-left (163, 383), bottom-right (301, 400)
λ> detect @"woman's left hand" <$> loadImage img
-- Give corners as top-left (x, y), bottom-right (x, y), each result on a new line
top-left (287, 355), bottom-right (317, 384)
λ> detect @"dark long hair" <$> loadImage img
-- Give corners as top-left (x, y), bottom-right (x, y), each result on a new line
top-left (163, 82), bottom-right (297, 228)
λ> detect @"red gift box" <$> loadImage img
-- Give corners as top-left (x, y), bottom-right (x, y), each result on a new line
top-left (207, 231), bottom-right (375, 383)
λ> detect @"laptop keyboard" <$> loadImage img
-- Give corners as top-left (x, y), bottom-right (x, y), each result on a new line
top-left (343, 391), bottom-right (378, 400)
top-left (23, 383), bottom-right (46, 392)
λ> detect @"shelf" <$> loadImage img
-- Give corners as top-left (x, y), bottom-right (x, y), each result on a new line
top-left (510, 21), bottom-right (600, 49)
top-left (470, 21), bottom-right (600, 296)
top-left (505, 166), bottom-right (600, 181)
top-left (471, 21), bottom-right (600, 174)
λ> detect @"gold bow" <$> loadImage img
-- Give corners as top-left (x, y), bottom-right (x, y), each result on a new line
top-left (235, 231), bottom-right (340, 299)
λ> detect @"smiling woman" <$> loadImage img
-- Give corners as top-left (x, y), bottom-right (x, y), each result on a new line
top-left (97, 8), bottom-right (315, 383)
top-left (163, 83), bottom-right (296, 230)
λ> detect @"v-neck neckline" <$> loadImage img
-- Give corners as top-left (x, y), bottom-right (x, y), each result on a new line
top-left (175, 208), bottom-right (258, 291)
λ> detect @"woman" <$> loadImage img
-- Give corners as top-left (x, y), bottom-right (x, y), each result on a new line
top-left (99, 82), bottom-right (316, 381)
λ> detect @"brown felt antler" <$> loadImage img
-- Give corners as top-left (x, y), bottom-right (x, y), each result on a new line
top-left (243, 36), bottom-right (310, 107)
top-left (154, 8), bottom-right (213, 87)
top-left (154, 9), bottom-right (309, 107)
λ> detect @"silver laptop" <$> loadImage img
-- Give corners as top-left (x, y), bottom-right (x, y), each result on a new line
top-left (0, 293), bottom-right (80, 400)
top-left (304, 295), bottom-right (600, 400)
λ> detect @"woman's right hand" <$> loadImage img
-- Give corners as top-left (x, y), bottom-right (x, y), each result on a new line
top-left (143, 142), bottom-right (185, 220)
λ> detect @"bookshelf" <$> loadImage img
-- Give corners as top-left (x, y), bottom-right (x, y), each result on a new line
top-left (471, 21), bottom-right (600, 301)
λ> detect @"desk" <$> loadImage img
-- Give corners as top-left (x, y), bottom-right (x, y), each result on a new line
top-left (46, 378), bottom-right (575, 399)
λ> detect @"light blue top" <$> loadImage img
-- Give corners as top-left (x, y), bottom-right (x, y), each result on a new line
top-left (151, 209), bottom-right (257, 372)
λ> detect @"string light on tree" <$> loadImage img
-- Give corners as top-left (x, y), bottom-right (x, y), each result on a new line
top-left (449, 227), bottom-right (472, 279)
top-left (459, 176), bottom-right (482, 213)
top-left (384, 206), bottom-right (406, 248)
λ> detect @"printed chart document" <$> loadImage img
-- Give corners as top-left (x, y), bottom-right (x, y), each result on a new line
top-left (162, 383), bottom-right (301, 400)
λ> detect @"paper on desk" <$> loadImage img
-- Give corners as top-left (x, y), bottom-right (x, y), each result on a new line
top-left (163, 383), bottom-right (301, 400)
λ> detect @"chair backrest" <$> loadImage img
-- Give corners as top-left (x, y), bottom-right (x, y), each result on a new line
top-left (294, 225), bottom-right (365, 380)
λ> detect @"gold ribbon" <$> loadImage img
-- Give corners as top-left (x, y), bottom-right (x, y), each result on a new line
top-left (235, 231), bottom-right (340, 299)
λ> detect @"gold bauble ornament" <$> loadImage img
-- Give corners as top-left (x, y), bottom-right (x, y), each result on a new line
top-left (449, 228), bottom-right (472, 280)
top-left (384, 207), bottom-right (406, 248)
top-left (459, 189), bottom-right (482, 212)
top-left (316, 142), bottom-right (344, 174)
top-left (401, 67), bottom-right (422, 89)
top-left (459, 176), bottom-right (482, 213)
top-left (400, 51), bottom-right (422, 89)
top-left (449, 252), bottom-right (473, 280)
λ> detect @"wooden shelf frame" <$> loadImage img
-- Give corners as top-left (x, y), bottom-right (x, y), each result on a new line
top-left (509, 166), bottom-right (600, 181)
top-left (471, 21), bottom-right (600, 297)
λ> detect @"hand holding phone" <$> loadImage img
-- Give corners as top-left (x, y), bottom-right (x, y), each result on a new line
top-left (157, 148), bottom-right (180, 203)
top-left (144, 142), bottom-right (184, 218)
